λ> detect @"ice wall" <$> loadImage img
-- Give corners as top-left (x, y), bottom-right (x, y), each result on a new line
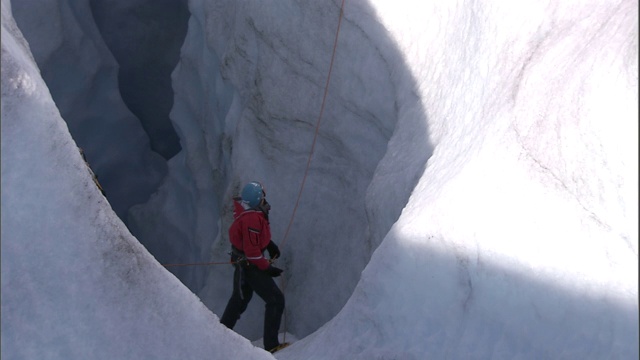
top-left (279, 1), bottom-right (638, 358)
top-left (12, 0), bottom-right (166, 220)
top-left (128, 0), bottom-right (412, 340)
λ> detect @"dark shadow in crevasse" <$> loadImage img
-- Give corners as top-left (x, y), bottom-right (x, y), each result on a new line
top-left (89, 0), bottom-right (188, 160)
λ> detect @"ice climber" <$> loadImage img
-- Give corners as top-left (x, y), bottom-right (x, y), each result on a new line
top-left (220, 181), bottom-right (289, 353)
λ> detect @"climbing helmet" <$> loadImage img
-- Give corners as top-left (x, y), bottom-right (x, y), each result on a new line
top-left (241, 181), bottom-right (265, 208)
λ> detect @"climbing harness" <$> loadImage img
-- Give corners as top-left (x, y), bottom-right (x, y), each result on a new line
top-left (229, 248), bottom-right (249, 300)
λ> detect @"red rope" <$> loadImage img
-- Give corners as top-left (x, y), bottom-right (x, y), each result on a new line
top-left (162, 261), bottom-right (233, 268)
top-left (280, 0), bottom-right (346, 249)
top-left (279, 0), bottom-right (346, 345)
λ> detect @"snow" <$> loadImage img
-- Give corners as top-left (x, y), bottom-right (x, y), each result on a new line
top-left (2, 0), bottom-right (638, 359)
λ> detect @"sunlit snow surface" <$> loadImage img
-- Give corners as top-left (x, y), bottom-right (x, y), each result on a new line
top-left (2, 0), bottom-right (638, 359)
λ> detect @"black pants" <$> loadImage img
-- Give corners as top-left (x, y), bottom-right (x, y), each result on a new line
top-left (220, 263), bottom-right (285, 350)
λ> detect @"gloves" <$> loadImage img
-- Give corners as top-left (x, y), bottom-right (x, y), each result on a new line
top-left (266, 240), bottom-right (281, 260)
top-left (266, 265), bottom-right (283, 277)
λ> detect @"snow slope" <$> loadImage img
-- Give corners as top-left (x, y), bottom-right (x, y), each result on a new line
top-left (1, 1), bottom-right (273, 358)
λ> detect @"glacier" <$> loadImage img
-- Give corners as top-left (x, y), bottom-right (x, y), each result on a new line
top-left (2, 0), bottom-right (637, 359)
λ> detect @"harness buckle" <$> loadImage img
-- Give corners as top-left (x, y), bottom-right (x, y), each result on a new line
top-left (229, 247), bottom-right (249, 267)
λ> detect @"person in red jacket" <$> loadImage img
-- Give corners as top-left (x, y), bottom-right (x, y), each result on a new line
top-left (220, 181), bottom-right (287, 353)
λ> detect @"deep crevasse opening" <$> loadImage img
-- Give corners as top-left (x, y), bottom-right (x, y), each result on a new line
top-left (11, 0), bottom-right (426, 341)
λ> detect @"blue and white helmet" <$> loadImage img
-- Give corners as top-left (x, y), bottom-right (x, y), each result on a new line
top-left (241, 181), bottom-right (265, 208)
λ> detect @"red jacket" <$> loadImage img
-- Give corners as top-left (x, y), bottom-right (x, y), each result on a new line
top-left (229, 199), bottom-right (272, 270)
